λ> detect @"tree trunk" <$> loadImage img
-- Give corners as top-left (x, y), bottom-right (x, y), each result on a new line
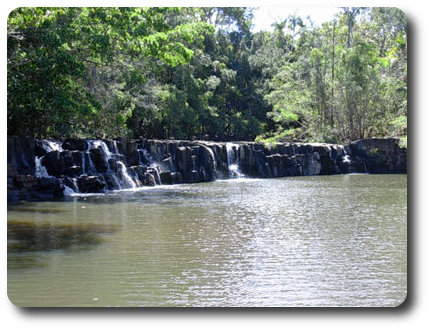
top-left (330, 20), bottom-right (335, 129)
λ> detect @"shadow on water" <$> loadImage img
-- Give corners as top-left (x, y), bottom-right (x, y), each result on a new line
top-left (7, 221), bottom-right (119, 269)
top-left (7, 206), bottom-right (67, 214)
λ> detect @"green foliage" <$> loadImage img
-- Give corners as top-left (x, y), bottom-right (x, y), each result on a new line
top-left (7, 7), bottom-right (406, 144)
top-left (8, 7), bottom-right (212, 138)
top-left (258, 8), bottom-right (407, 144)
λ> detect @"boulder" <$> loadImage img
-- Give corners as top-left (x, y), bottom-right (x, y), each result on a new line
top-left (162, 157), bottom-right (175, 172)
top-left (142, 173), bottom-right (156, 186)
top-left (62, 138), bottom-right (88, 151)
top-left (176, 146), bottom-right (193, 182)
top-left (13, 174), bottom-right (37, 189)
top-left (303, 151), bottom-right (321, 176)
top-left (147, 167), bottom-right (161, 185)
top-left (62, 166), bottom-right (82, 177)
top-left (7, 136), bottom-right (35, 175)
top-left (31, 177), bottom-right (64, 199)
top-left (191, 170), bottom-right (201, 183)
top-left (90, 148), bottom-right (109, 173)
top-left (77, 175), bottom-right (106, 193)
top-left (171, 172), bottom-right (183, 184)
top-left (130, 165), bottom-right (147, 185)
top-left (60, 150), bottom-right (74, 168)
top-left (347, 138), bottom-right (407, 174)
top-left (160, 171), bottom-right (173, 185)
top-left (42, 151), bottom-right (63, 177)
top-left (126, 140), bottom-right (139, 166)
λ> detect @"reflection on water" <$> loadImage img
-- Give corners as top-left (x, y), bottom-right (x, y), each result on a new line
top-left (8, 221), bottom-right (118, 253)
top-left (7, 174), bottom-right (407, 307)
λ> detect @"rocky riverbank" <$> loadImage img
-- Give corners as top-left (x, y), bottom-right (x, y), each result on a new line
top-left (7, 136), bottom-right (407, 202)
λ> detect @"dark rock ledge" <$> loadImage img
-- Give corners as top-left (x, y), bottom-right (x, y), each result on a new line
top-left (7, 136), bottom-right (407, 202)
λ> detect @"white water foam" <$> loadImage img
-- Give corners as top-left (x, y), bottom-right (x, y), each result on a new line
top-left (226, 142), bottom-right (244, 178)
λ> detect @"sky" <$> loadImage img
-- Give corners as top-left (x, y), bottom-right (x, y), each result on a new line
top-left (251, 7), bottom-right (343, 32)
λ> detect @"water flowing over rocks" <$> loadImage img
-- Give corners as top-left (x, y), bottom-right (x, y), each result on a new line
top-left (7, 136), bottom-right (407, 202)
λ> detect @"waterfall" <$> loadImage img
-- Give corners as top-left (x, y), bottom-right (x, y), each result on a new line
top-left (71, 177), bottom-right (80, 192)
top-left (81, 154), bottom-right (86, 174)
top-left (226, 143), bottom-right (243, 178)
top-left (35, 139), bottom-right (61, 179)
top-left (137, 148), bottom-right (148, 165)
top-left (36, 145), bottom-right (79, 194)
top-left (35, 156), bottom-right (51, 178)
top-left (86, 151), bottom-right (96, 174)
top-left (63, 185), bottom-right (75, 196)
top-left (138, 147), bottom-right (162, 182)
top-left (341, 147), bottom-right (351, 164)
top-left (113, 140), bottom-right (120, 154)
top-left (117, 162), bottom-right (137, 189)
top-left (201, 144), bottom-right (217, 170)
top-left (41, 140), bottom-right (63, 153)
top-left (87, 139), bottom-right (138, 190)
top-left (91, 140), bottom-right (112, 159)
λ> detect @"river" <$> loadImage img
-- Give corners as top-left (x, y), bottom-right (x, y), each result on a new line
top-left (7, 174), bottom-right (407, 307)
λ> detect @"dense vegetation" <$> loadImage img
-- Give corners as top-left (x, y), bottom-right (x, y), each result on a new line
top-left (7, 7), bottom-right (407, 145)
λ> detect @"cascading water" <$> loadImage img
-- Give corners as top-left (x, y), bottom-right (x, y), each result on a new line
top-left (35, 156), bottom-right (50, 179)
top-left (87, 140), bottom-right (138, 190)
top-left (91, 140), bottom-right (112, 159)
top-left (137, 147), bottom-right (162, 183)
top-left (341, 146), bottom-right (351, 165)
top-left (32, 138), bottom-right (256, 196)
top-left (113, 140), bottom-right (120, 154)
top-left (226, 143), bottom-right (243, 178)
top-left (35, 140), bottom-right (63, 179)
top-left (36, 140), bottom-right (78, 196)
top-left (117, 162), bottom-right (137, 189)
top-left (201, 144), bottom-right (217, 170)
top-left (43, 140), bottom-right (63, 153)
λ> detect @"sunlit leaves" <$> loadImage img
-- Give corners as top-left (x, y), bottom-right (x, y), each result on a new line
top-left (7, 7), bottom-right (213, 137)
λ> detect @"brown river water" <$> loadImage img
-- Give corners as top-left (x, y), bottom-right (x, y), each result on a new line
top-left (7, 174), bottom-right (407, 307)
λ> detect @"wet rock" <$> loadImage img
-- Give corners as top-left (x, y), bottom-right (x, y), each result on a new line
top-left (62, 138), bottom-right (88, 151)
top-left (142, 173), bottom-right (156, 186)
top-left (130, 165), bottom-right (147, 185)
top-left (136, 149), bottom-right (150, 165)
top-left (160, 171), bottom-right (173, 185)
top-left (62, 166), bottom-right (82, 177)
top-left (303, 151), bottom-right (321, 176)
top-left (34, 177), bottom-right (64, 199)
top-left (71, 151), bottom-right (83, 167)
top-left (171, 172), bottom-right (183, 184)
top-left (90, 148), bottom-right (108, 173)
top-left (77, 175), bottom-right (106, 193)
top-left (199, 145), bottom-right (217, 181)
top-left (108, 158), bottom-right (118, 172)
top-left (42, 151), bottom-right (62, 177)
top-left (7, 136), bottom-right (407, 202)
top-left (147, 167), bottom-right (161, 185)
top-left (60, 150), bottom-right (74, 168)
top-left (102, 173), bottom-right (121, 190)
top-left (8, 163), bottom-right (18, 178)
top-left (7, 136), bottom-right (35, 175)
top-left (126, 140), bottom-right (139, 165)
top-left (35, 140), bottom-right (48, 157)
top-left (13, 174), bottom-right (37, 189)
top-left (347, 138), bottom-right (407, 174)
top-left (176, 146), bottom-right (193, 182)
top-left (162, 157), bottom-right (175, 172)
top-left (191, 170), bottom-right (201, 183)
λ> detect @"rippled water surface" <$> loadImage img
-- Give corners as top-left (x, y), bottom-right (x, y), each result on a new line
top-left (7, 174), bottom-right (407, 307)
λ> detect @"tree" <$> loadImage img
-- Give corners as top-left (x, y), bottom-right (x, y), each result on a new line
top-left (258, 7), bottom-right (407, 144)
top-left (7, 7), bottom-right (212, 138)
